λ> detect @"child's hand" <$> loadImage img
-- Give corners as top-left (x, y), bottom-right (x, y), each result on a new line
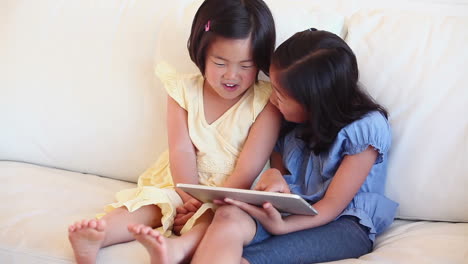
top-left (224, 198), bottom-right (286, 235)
top-left (254, 168), bottom-right (290, 194)
top-left (173, 198), bottom-right (202, 235)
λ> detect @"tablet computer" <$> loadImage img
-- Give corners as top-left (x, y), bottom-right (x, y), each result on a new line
top-left (176, 183), bottom-right (318, 216)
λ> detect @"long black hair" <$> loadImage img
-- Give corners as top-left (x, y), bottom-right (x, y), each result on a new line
top-left (187, 0), bottom-right (276, 79)
top-left (272, 29), bottom-right (387, 154)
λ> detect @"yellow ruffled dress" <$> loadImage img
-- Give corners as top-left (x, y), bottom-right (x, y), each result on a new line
top-left (103, 62), bottom-right (272, 236)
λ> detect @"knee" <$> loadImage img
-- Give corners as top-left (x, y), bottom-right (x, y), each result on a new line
top-left (209, 205), bottom-right (256, 243)
top-left (212, 205), bottom-right (249, 230)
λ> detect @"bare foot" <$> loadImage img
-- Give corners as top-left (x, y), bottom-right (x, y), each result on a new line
top-left (128, 224), bottom-right (186, 264)
top-left (68, 219), bottom-right (106, 264)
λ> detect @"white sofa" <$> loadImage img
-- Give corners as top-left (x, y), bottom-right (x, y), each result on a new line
top-left (1, 0), bottom-right (467, 263)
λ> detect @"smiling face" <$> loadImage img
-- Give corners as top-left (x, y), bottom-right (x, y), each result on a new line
top-left (203, 36), bottom-right (258, 101)
top-left (269, 67), bottom-right (308, 123)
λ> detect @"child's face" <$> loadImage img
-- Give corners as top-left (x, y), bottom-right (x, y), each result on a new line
top-left (269, 67), bottom-right (308, 123)
top-left (204, 36), bottom-right (258, 101)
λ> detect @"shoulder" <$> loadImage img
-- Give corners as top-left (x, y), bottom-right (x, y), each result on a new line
top-left (253, 80), bottom-right (272, 97)
top-left (251, 80), bottom-right (273, 118)
top-left (344, 111), bottom-right (390, 136)
top-left (156, 62), bottom-right (202, 86)
top-left (253, 80), bottom-right (272, 104)
top-left (337, 111), bottom-right (392, 163)
top-left (155, 62), bottom-right (203, 109)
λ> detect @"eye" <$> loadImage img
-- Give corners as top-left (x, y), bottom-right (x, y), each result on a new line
top-left (241, 65), bottom-right (254, 69)
top-left (212, 60), bottom-right (225, 67)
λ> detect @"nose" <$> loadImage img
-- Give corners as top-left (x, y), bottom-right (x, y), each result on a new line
top-left (223, 65), bottom-right (238, 80)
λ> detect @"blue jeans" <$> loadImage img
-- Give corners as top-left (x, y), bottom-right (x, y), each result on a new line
top-left (242, 216), bottom-right (373, 264)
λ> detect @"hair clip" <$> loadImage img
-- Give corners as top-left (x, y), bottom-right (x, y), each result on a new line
top-left (308, 28), bottom-right (317, 31)
top-left (205, 20), bottom-right (211, 32)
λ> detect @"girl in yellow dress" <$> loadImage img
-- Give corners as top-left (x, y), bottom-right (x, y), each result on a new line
top-left (67, 0), bottom-right (279, 263)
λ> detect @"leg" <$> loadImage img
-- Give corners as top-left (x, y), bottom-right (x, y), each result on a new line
top-left (191, 205), bottom-right (257, 264)
top-left (242, 216), bottom-right (373, 264)
top-left (68, 205), bottom-right (162, 264)
top-left (129, 210), bottom-right (214, 264)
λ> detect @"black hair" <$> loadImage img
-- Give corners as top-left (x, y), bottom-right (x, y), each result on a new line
top-left (272, 29), bottom-right (388, 154)
top-left (187, 0), bottom-right (275, 79)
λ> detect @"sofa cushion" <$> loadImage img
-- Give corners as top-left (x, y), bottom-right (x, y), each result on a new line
top-left (345, 9), bottom-right (468, 222)
top-left (357, 220), bottom-right (468, 264)
top-left (1, 161), bottom-right (467, 264)
top-left (0, 161), bottom-right (147, 263)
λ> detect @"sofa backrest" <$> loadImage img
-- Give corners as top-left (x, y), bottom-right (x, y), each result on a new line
top-left (0, 0), bottom-right (345, 182)
top-left (346, 9), bottom-right (468, 222)
top-left (1, 0), bottom-right (172, 181)
top-left (1, 0), bottom-right (467, 222)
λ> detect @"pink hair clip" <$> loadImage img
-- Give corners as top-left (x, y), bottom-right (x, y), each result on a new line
top-left (205, 20), bottom-right (211, 32)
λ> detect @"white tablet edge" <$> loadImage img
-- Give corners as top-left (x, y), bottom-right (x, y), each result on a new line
top-left (176, 183), bottom-right (318, 215)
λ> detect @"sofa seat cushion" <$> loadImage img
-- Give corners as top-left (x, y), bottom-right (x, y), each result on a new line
top-left (0, 161), bottom-right (147, 263)
top-left (1, 161), bottom-right (467, 263)
top-left (361, 220), bottom-right (468, 264)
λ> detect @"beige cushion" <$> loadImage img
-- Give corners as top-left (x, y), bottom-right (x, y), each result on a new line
top-left (2, 161), bottom-right (467, 264)
top-left (0, 161), bottom-right (144, 263)
top-left (346, 9), bottom-right (468, 222)
top-left (0, 0), bottom-right (175, 182)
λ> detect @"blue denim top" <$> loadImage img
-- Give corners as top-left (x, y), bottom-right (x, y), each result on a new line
top-left (275, 111), bottom-right (398, 241)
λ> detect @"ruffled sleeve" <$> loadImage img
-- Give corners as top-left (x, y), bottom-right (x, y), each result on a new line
top-left (340, 111), bottom-right (391, 164)
top-left (155, 62), bottom-right (186, 110)
top-left (252, 80), bottom-right (272, 120)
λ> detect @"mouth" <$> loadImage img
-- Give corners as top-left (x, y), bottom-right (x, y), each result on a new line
top-left (223, 83), bottom-right (239, 91)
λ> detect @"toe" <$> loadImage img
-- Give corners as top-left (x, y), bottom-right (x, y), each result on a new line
top-left (134, 224), bottom-right (145, 234)
top-left (127, 224), bottom-right (137, 233)
top-left (142, 226), bottom-right (153, 235)
top-left (74, 221), bottom-right (82, 230)
top-left (89, 220), bottom-right (97, 229)
top-left (81, 219), bottom-right (90, 227)
top-left (149, 229), bottom-right (159, 238)
top-left (98, 219), bottom-right (106, 227)
top-left (156, 234), bottom-right (164, 244)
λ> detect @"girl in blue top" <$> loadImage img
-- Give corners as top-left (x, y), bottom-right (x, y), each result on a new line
top-left (191, 29), bottom-right (398, 264)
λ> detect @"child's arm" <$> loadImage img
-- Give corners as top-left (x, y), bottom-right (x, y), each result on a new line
top-left (254, 152), bottom-right (290, 193)
top-left (222, 102), bottom-right (281, 189)
top-left (166, 96), bottom-right (199, 203)
top-left (225, 146), bottom-right (378, 235)
top-left (280, 147), bottom-right (378, 233)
